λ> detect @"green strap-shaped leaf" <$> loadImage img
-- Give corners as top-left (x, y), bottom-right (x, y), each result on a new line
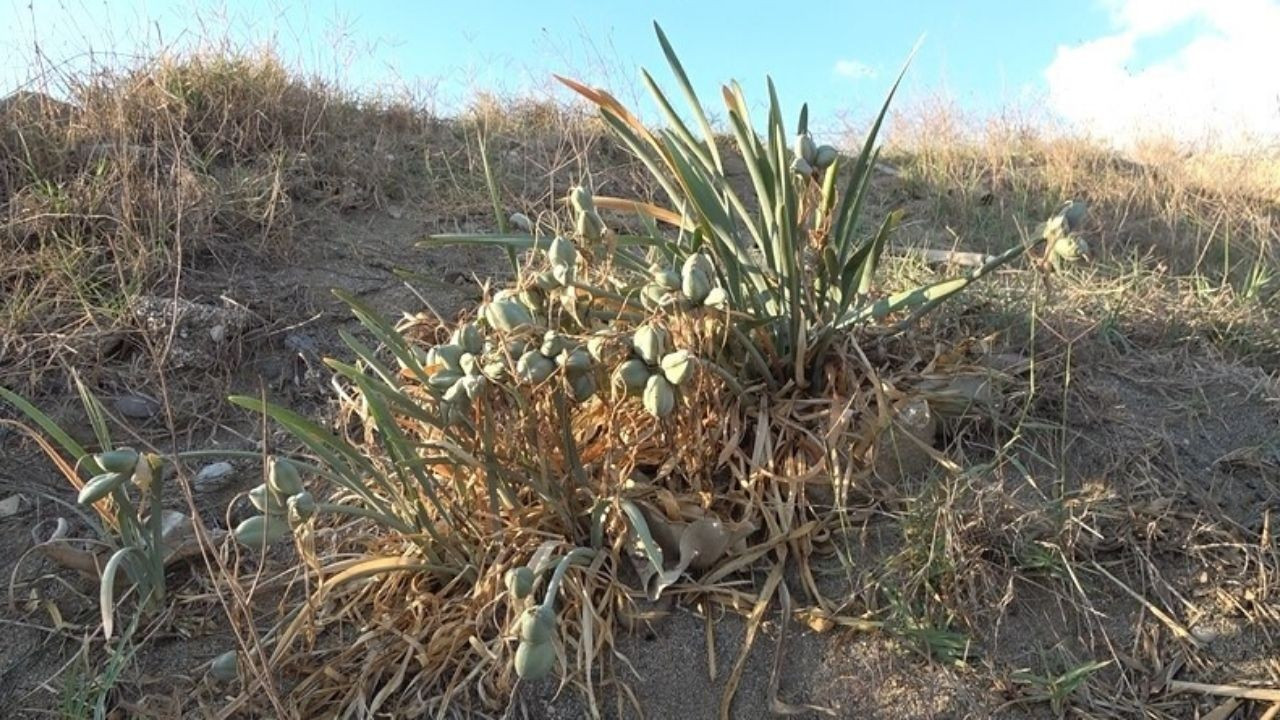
top-left (333, 289), bottom-right (432, 387)
top-left (337, 328), bottom-right (400, 388)
top-left (100, 546), bottom-right (143, 641)
top-left (349, 373), bottom-right (473, 546)
top-left (833, 44), bottom-right (918, 263)
top-left (855, 208), bottom-right (902, 297)
top-left (653, 22), bottom-right (724, 173)
top-left (0, 385), bottom-right (100, 475)
top-left (619, 500), bottom-right (666, 593)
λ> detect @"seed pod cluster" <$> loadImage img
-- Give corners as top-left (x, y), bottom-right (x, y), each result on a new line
top-left (234, 457), bottom-right (317, 548)
top-left (793, 131), bottom-right (838, 176)
top-left (80, 447), bottom-right (156, 505)
top-left (606, 325), bottom-right (696, 418)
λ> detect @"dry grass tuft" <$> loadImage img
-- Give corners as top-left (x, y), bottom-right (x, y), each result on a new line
top-left (0, 51), bottom-right (441, 390)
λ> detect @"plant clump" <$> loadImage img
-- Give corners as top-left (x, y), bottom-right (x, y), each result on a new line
top-left (4, 22), bottom-right (1092, 719)
top-left (202, 22), bottom-right (1092, 716)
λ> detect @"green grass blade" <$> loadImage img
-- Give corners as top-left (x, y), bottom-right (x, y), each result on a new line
top-left (70, 371), bottom-right (113, 452)
top-left (477, 131), bottom-right (520, 275)
top-left (337, 328), bottom-right (401, 388)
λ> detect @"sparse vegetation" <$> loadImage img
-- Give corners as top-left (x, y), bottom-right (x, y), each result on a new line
top-left (0, 14), bottom-right (1277, 720)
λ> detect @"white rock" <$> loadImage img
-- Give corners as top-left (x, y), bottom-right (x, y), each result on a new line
top-left (0, 495), bottom-right (21, 518)
top-left (194, 462), bottom-right (235, 492)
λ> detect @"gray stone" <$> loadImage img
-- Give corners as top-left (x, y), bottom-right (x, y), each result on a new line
top-left (114, 394), bottom-right (160, 419)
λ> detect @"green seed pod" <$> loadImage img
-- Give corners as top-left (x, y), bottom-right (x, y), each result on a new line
top-left (575, 209), bottom-right (606, 242)
top-left (632, 325), bottom-right (668, 366)
top-left (796, 131), bottom-right (818, 165)
top-left (681, 267), bottom-right (711, 304)
top-left (287, 491), bottom-right (317, 522)
top-left (509, 212), bottom-right (533, 233)
top-left (95, 448), bottom-right (139, 474)
top-left (549, 236), bottom-right (577, 286)
top-left (540, 331), bottom-right (568, 358)
top-left (233, 514), bottom-right (291, 548)
top-left (482, 360), bottom-right (509, 381)
top-left (640, 283), bottom-right (668, 311)
top-left (516, 350), bottom-right (556, 384)
top-left (428, 370), bottom-right (464, 392)
top-left (587, 332), bottom-right (627, 367)
top-left (813, 145), bottom-right (838, 169)
top-left (1052, 234), bottom-right (1089, 263)
top-left (703, 286), bottom-right (729, 310)
top-left (649, 264), bottom-right (681, 291)
top-left (209, 650), bottom-right (239, 682)
top-left (558, 348), bottom-right (592, 373)
top-left (534, 270), bottom-right (560, 291)
top-left (791, 156), bottom-right (814, 177)
top-left (660, 350), bottom-right (696, 386)
top-left (249, 484), bottom-right (288, 516)
top-left (460, 374), bottom-right (488, 400)
top-left (1061, 200), bottom-right (1087, 233)
top-left (78, 472), bottom-right (127, 505)
top-left (268, 457), bottom-right (304, 496)
top-left (505, 566), bottom-right (534, 599)
top-left (568, 185), bottom-right (594, 214)
top-left (552, 262), bottom-right (574, 287)
top-left (484, 298), bottom-right (535, 333)
top-left (459, 352), bottom-right (480, 377)
top-left (443, 377), bottom-right (472, 409)
top-left (515, 640), bottom-right (556, 681)
top-left (519, 605), bottom-right (556, 644)
top-left (519, 287), bottom-right (546, 315)
top-left (682, 253), bottom-right (714, 280)
top-left (433, 344), bottom-right (465, 373)
top-left (569, 373), bottom-right (597, 402)
top-left (451, 323), bottom-right (485, 355)
top-left (613, 359), bottom-right (652, 395)
top-left (130, 454), bottom-right (156, 492)
top-left (643, 374), bottom-right (676, 418)
top-left (547, 235), bottom-right (576, 268)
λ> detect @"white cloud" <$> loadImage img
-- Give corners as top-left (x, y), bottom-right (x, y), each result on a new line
top-left (1045, 0), bottom-right (1280, 147)
top-left (833, 59), bottom-right (876, 80)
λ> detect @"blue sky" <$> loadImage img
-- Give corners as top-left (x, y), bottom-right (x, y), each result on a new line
top-left (4, 1), bottom-right (1278, 145)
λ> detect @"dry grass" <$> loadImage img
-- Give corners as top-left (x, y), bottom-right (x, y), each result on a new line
top-left (0, 52), bottom-right (443, 391)
top-left (880, 101), bottom-right (1279, 293)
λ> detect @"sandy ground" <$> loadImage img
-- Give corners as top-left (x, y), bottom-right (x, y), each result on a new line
top-left (2, 203), bottom-right (1277, 719)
